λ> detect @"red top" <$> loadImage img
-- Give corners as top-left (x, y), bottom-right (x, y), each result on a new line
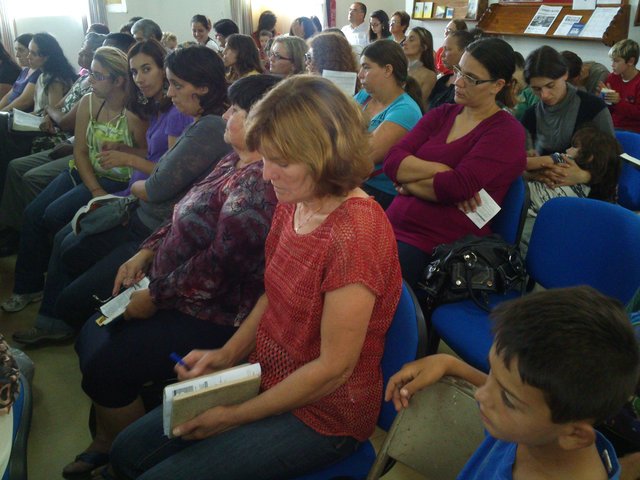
top-left (435, 46), bottom-right (453, 75)
top-left (251, 198), bottom-right (402, 441)
top-left (606, 72), bottom-right (640, 133)
top-left (383, 103), bottom-right (526, 254)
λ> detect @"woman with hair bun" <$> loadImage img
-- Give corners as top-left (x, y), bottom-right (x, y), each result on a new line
top-left (356, 40), bottom-right (422, 209)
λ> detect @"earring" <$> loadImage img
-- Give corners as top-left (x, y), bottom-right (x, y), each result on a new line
top-left (137, 89), bottom-right (148, 105)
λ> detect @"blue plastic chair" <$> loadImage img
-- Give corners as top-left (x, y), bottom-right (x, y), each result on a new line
top-left (490, 176), bottom-right (528, 246)
top-left (294, 282), bottom-right (426, 480)
top-left (426, 177), bottom-right (528, 368)
top-left (2, 376), bottom-right (32, 480)
top-left (615, 130), bottom-right (640, 211)
top-left (432, 197), bottom-right (640, 372)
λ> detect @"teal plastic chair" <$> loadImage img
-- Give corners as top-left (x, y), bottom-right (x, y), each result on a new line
top-left (2, 376), bottom-right (32, 480)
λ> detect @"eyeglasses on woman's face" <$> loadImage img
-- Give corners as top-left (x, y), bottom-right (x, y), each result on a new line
top-left (269, 51), bottom-right (292, 62)
top-left (452, 65), bottom-right (495, 86)
top-left (89, 70), bottom-right (112, 82)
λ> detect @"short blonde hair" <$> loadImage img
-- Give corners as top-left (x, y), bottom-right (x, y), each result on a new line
top-left (245, 76), bottom-right (372, 197)
top-left (609, 39), bottom-right (639, 65)
top-left (93, 46), bottom-right (128, 78)
top-left (272, 35), bottom-right (308, 74)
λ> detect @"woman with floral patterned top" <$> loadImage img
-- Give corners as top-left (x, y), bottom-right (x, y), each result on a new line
top-left (72, 73), bottom-right (281, 478)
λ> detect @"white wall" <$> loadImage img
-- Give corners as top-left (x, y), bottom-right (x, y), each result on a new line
top-left (406, 0), bottom-right (640, 67)
top-left (105, 0), bottom-right (231, 44)
top-left (14, 16), bottom-right (85, 70)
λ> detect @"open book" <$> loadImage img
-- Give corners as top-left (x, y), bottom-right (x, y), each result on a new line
top-left (95, 277), bottom-right (150, 326)
top-left (163, 363), bottom-right (262, 438)
top-left (11, 109), bottom-right (42, 132)
top-left (71, 194), bottom-right (121, 235)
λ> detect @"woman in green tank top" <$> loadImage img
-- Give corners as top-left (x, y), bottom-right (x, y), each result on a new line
top-left (1, 46), bottom-right (146, 325)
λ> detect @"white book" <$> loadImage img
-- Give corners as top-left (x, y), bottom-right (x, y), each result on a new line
top-left (163, 363), bottom-right (262, 437)
top-left (95, 277), bottom-right (150, 326)
top-left (11, 109), bottom-right (41, 132)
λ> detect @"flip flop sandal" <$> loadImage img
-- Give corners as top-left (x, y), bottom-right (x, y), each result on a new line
top-left (62, 451), bottom-right (110, 479)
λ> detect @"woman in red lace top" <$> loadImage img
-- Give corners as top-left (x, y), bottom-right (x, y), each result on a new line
top-left (110, 76), bottom-right (403, 479)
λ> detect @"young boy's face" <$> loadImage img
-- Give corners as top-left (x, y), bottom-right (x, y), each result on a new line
top-left (475, 346), bottom-right (566, 446)
top-left (611, 56), bottom-right (635, 76)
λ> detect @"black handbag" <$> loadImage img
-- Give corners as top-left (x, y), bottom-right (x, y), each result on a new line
top-left (418, 234), bottom-right (526, 312)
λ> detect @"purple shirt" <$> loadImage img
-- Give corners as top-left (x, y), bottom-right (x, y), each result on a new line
top-left (114, 105), bottom-right (192, 196)
top-left (7, 68), bottom-right (41, 104)
top-left (383, 104), bottom-right (526, 254)
top-left (143, 151), bottom-right (277, 326)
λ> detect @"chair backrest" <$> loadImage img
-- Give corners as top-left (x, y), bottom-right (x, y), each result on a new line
top-left (378, 282), bottom-right (426, 431)
top-left (527, 196), bottom-right (640, 304)
top-left (2, 376), bottom-right (31, 480)
top-left (367, 376), bottom-right (484, 480)
top-left (615, 130), bottom-right (640, 211)
top-left (491, 176), bottom-right (529, 246)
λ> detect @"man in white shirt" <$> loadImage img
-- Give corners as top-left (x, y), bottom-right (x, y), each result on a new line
top-left (341, 2), bottom-right (369, 54)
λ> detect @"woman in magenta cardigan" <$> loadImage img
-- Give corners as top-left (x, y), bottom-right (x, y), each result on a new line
top-left (383, 38), bottom-right (527, 288)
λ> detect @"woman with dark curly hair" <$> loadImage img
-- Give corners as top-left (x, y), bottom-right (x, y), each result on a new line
top-left (306, 32), bottom-right (358, 79)
top-left (223, 34), bottom-right (264, 83)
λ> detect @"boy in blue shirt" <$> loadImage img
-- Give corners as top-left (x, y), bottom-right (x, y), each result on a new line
top-left (386, 286), bottom-right (639, 479)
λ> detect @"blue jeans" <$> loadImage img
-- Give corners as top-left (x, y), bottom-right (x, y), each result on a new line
top-left (111, 408), bottom-right (359, 480)
top-left (13, 168), bottom-right (127, 294)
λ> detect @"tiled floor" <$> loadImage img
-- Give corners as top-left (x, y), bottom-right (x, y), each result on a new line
top-left (1, 253), bottom-right (431, 479)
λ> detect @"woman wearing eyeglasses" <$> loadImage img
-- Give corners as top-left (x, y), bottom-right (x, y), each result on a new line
top-left (383, 38), bottom-right (526, 288)
top-left (0, 47), bottom-right (146, 314)
top-left (368, 10), bottom-right (391, 42)
top-left (268, 35), bottom-right (308, 77)
top-left (389, 11), bottom-right (410, 46)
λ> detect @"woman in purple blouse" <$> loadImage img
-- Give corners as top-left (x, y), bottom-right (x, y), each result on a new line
top-left (383, 38), bottom-right (526, 289)
top-left (68, 74), bottom-right (280, 477)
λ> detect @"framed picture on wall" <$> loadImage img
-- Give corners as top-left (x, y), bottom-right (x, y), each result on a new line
top-left (414, 2), bottom-right (425, 19)
top-left (105, 0), bottom-right (127, 13)
top-left (434, 5), bottom-right (446, 18)
top-left (445, 6), bottom-right (455, 17)
top-left (466, 0), bottom-right (478, 18)
top-left (423, 2), bottom-right (434, 18)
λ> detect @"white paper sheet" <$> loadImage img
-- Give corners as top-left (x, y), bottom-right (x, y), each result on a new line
top-left (322, 70), bottom-right (357, 96)
top-left (465, 189), bottom-right (501, 229)
top-left (554, 15), bottom-right (583, 35)
top-left (622, 153), bottom-right (640, 168)
top-left (96, 277), bottom-right (150, 325)
top-left (580, 7), bottom-right (619, 38)
top-left (573, 0), bottom-right (595, 11)
top-left (524, 5), bottom-right (563, 35)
